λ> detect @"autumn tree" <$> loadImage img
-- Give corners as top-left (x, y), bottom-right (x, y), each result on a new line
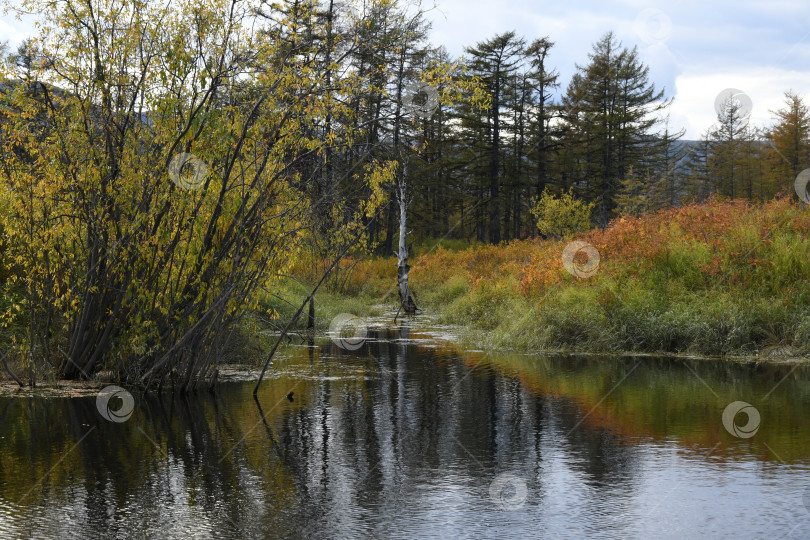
top-left (531, 188), bottom-right (594, 239)
top-left (768, 91), bottom-right (810, 191)
top-left (0, 0), bottom-right (394, 387)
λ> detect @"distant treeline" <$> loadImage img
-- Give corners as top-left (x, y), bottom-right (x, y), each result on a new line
top-left (217, 2), bottom-right (809, 247)
top-left (386, 28), bottom-right (810, 245)
top-left (6, 0), bottom-right (808, 250)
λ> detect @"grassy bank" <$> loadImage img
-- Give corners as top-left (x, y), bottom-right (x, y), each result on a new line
top-left (295, 196), bottom-right (810, 359)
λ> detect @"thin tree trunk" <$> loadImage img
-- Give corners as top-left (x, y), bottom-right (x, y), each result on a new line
top-left (489, 70), bottom-right (501, 244)
top-left (253, 216), bottom-right (379, 395)
top-left (397, 157), bottom-right (417, 314)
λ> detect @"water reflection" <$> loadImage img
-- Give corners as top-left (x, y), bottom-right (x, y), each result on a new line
top-left (2, 328), bottom-right (810, 538)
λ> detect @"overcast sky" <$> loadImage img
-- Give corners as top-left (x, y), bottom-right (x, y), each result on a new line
top-left (3, 0), bottom-right (809, 138)
top-left (428, 0), bottom-right (810, 139)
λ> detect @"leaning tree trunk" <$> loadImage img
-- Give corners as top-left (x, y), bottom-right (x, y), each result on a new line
top-left (397, 157), bottom-right (418, 315)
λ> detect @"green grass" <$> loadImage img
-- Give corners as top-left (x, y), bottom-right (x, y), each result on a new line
top-left (409, 274), bottom-right (810, 358)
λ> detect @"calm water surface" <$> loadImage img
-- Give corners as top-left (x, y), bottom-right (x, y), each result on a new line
top-left (2, 320), bottom-right (810, 539)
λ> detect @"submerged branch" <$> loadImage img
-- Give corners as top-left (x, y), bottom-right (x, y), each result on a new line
top-left (0, 350), bottom-right (24, 388)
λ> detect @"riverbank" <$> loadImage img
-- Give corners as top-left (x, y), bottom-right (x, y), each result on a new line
top-left (3, 196), bottom-right (808, 389)
top-left (294, 196), bottom-right (810, 361)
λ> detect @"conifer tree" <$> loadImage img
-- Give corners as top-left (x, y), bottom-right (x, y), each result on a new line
top-left (561, 32), bottom-right (677, 226)
top-left (768, 91), bottom-right (810, 191)
top-left (463, 31), bottom-right (526, 243)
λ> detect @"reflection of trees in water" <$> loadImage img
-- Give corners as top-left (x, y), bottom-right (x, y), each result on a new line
top-left (3, 336), bottom-right (809, 536)
top-left (277, 332), bottom-right (641, 537)
top-left (0, 390), bottom-right (308, 537)
top-left (486, 353), bottom-right (810, 461)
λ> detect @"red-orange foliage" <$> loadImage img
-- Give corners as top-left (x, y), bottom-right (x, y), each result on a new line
top-left (296, 196), bottom-right (806, 301)
top-left (407, 195), bottom-right (805, 297)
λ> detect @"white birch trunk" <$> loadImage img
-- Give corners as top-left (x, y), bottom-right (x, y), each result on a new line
top-left (397, 157), bottom-right (417, 314)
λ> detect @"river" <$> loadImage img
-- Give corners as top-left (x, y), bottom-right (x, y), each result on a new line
top-left (1, 319), bottom-right (809, 538)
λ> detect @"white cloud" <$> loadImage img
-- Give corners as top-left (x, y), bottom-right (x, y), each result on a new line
top-left (670, 69), bottom-right (810, 139)
top-left (0, 13), bottom-right (38, 47)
